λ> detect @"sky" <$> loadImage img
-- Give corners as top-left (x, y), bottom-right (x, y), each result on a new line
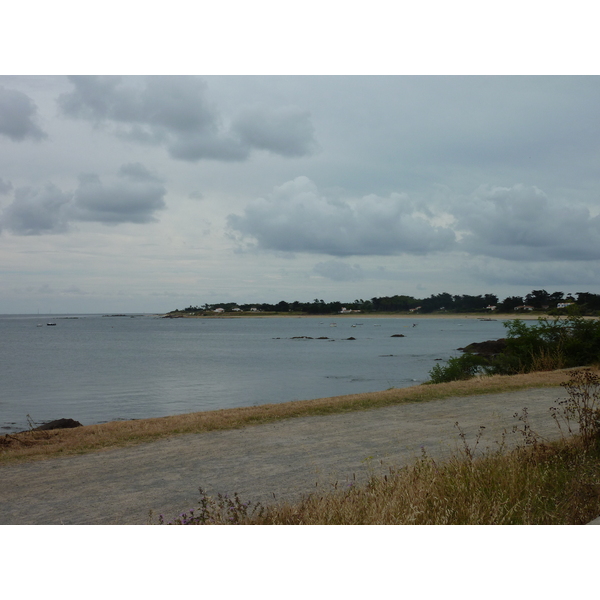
top-left (2, 8), bottom-right (600, 314)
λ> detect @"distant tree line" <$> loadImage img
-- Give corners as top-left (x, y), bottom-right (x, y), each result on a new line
top-left (171, 289), bottom-right (600, 316)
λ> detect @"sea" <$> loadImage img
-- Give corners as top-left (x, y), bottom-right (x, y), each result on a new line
top-left (0, 314), bottom-right (509, 433)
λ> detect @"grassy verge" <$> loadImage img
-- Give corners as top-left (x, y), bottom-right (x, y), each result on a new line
top-left (162, 369), bottom-right (600, 525)
top-left (0, 369), bottom-right (573, 465)
top-left (230, 437), bottom-right (600, 525)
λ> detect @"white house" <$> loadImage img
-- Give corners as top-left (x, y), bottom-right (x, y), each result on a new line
top-left (214, 308), bottom-right (225, 313)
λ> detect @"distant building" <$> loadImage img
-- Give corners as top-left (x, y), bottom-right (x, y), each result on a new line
top-left (557, 302), bottom-right (574, 309)
top-left (409, 306), bottom-right (422, 313)
top-left (214, 308), bottom-right (225, 313)
top-left (486, 305), bottom-right (497, 311)
top-left (514, 305), bottom-right (534, 311)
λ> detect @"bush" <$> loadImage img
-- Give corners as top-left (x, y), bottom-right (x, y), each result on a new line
top-left (497, 316), bottom-right (600, 375)
top-left (428, 353), bottom-right (490, 384)
top-left (429, 316), bottom-right (600, 383)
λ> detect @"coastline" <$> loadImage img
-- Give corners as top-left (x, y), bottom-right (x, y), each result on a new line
top-left (0, 369), bottom-right (571, 465)
top-left (161, 312), bottom-right (554, 321)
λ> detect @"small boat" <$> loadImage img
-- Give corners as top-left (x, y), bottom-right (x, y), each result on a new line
top-left (47, 322), bottom-right (56, 326)
top-left (36, 323), bottom-right (43, 327)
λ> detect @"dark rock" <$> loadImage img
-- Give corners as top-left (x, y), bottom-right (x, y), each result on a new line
top-left (457, 338), bottom-right (507, 358)
top-left (391, 334), bottom-right (405, 337)
top-left (345, 337), bottom-right (356, 340)
top-left (34, 418), bottom-right (83, 431)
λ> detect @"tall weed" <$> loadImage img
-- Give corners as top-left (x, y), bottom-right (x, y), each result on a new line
top-left (162, 368), bottom-right (600, 525)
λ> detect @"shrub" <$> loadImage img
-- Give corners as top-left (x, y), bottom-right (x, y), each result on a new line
top-left (428, 353), bottom-right (490, 384)
top-left (498, 316), bottom-right (600, 374)
top-left (429, 316), bottom-right (600, 383)
top-left (552, 368), bottom-right (600, 448)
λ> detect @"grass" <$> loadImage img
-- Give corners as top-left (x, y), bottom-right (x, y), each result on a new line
top-left (161, 369), bottom-right (600, 525)
top-left (242, 437), bottom-right (600, 525)
top-left (1, 368), bottom-right (573, 465)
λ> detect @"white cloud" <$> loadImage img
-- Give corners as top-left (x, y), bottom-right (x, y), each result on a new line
top-left (455, 184), bottom-right (600, 261)
top-left (228, 176), bottom-right (456, 256)
top-left (0, 163), bottom-right (166, 234)
top-left (69, 163), bottom-right (166, 224)
top-left (1, 184), bottom-right (70, 235)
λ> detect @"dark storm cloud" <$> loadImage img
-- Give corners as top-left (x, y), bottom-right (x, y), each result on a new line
top-left (1, 184), bottom-right (70, 235)
top-left (0, 85), bottom-right (47, 141)
top-left (454, 184), bottom-right (600, 261)
top-left (313, 260), bottom-right (365, 281)
top-left (227, 176), bottom-right (456, 256)
top-left (57, 76), bottom-right (317, 162)
top-left (0, 163), bottom-right (166, 234)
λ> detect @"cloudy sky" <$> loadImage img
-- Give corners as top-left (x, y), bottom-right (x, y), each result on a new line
top-left (2, 8), bottom-right (600, 315)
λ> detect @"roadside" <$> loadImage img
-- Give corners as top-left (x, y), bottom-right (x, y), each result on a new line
top-left (0, 386), bottom-right (586, 525)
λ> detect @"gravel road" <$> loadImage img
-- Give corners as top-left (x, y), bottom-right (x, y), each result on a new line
top-left (0, 387), bottom-right (579, 524)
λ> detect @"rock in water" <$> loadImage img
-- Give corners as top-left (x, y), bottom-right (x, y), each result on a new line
top-left (457, 338), bottom-right (507, 358)
top-left (34, 418), bottom-right (83, 431)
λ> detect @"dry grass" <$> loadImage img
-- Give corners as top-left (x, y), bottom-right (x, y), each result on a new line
top-left (247, 436), bottom-right (600, 525)
top-left (0, 368), bottom-right (578, 465)
top-left (164, 370), bottom-right (600, 525)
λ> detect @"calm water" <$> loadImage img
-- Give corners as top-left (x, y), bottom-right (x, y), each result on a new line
top-left (0, 314), bottom-right (509, 432)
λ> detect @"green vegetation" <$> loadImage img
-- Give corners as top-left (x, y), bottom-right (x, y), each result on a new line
top-left (168, 288), bottom-right (600, 317)
top-left (428, 353), bottom-right (491, 384)
top-left (161, 369), bottom-right (600, 525)
top-left (429, 316), bottom-right (600, 384)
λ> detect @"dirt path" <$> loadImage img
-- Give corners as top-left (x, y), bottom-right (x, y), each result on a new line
top-left (0, 387), bottom-right (573, 524)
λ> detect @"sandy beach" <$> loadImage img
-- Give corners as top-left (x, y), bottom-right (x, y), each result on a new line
top-left (166, 312), bottom-right (550, 320)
